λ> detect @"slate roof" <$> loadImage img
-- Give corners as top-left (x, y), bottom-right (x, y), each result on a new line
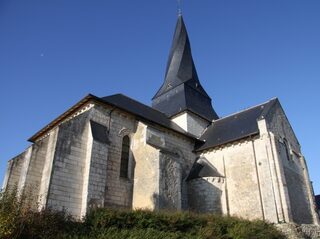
top-left (99, 94), bottom-right (197, 139)
top-left (153, 16), bottom-right (208, 99)
top-left (196, 98), bottom-right (278, 151)
top-left (315, 195), bottom-right (320, 211)
top-left (29, 93), bottom-right (199, 142)
top-left (186, 157), bottom-right (223, 181)
top-left (152, 15), bottom-right (218, 121)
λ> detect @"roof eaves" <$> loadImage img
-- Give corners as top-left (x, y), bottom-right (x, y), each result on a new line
top-left (195, 131), bottom-right (259, 152)
top-left (96, 95), bottom-right (200, 141)
top-left (213, 98), bottom-right (276, 124)
top-left (29, 93), bottom-right (202, 144)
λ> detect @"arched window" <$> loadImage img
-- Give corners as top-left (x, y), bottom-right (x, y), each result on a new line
top-left (120, 135), bottom-right (130, 178)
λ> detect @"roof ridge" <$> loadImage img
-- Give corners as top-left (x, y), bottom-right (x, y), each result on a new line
top-left (213, 97), bottom-right (278, 123)
top-left (102, 93), bottom-right (171, 118)
top-left (100, 93), bottom-right (200, 140)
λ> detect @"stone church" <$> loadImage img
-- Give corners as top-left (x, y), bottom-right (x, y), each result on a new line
top-left (2, 15), bottom-right (319, 225)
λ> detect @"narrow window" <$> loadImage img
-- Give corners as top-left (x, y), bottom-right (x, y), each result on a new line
top-left (283, 139), bottom-right (291, 161)
top-left (120, 135), bottom-right (130, 178)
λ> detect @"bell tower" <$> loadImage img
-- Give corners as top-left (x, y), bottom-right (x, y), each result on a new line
top-left (152, 16), bottom-right (218, 137)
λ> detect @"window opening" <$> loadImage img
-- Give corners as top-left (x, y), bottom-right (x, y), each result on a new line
top-left (120, 135), bottom-right (130, 178)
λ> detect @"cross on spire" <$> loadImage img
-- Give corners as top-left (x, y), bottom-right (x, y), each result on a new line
top-left (177, 0), bottom-right (182, 16)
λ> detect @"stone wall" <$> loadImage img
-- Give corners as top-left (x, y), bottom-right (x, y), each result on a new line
top-left (6, 97), bottom-right (317, 225)
top-left (3, 101), bottom-right (198, 218)
top-left (278, 140), bottom-right (313, 224)
top-left (17, 147), bottom-right (32, 194)
top-left (300, 224), bottom-right (320, 239)
top-left (199, 126), bottom-right (296, 223)
top-left (87, 106), bottom-right (197, 212)
top-left (132, 122), bottom-right (160, 209)
top-left (265, 103), bottom-right (318, 224)
top-left (266, 102), bottom-right (300, 152)
top-left (97, 106), bottom-right (137, 209)
top-left (3, 129), bottom-right (58, 210)
top-left (252, 131), bottom-right (281, 223)
top-left (4, 151), bottom-right (27, 190)
top-left (35, 103), bottom-right (137, 218)
top-left (171, 111), bottom-right (210, 138)
top-left (23, 137), bottom-right (49, 207)
top-left (188, 177), bottom-right (224, 214)
top-left (46, 111), bottom-right (91, 217)
top-left (81, 119), bottom-right (109, 216)
top-left (38, 127), bottom-right (59, 209)
top-left (44, 104), bottom-right (133, 217)
top-left (194, 103), bottom-right (319, 224)
top-left (276, 223), bottom-right (320, 239)
top-left (157, 128), bottom-right (196, 210)
top-left (132, 122), bottom-right (196, 210)
top-left (159, 152), bottom-right (182, 210)
top-left (200, 139), bottom-right (265, 220)
top-left (276, 223), bottom-right (305, 239)
top-left (224, 140), bottom-right (264, 220)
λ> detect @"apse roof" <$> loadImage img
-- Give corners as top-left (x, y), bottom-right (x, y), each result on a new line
top-left (186, 157), bottom-right (223, 181)
top-left (196, 98), bottom-right (278, 151)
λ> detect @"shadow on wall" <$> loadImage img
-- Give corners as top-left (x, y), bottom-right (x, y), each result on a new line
top-left (157, 152), bottom-right (184, 210)
top-left (128, 151), bottom-right (136, 208)
top-left (278, 141), bottom-right (313, 224)
top-left (187, 177), bottom-right (223, 215)
top-left (151, 156), bottom-right (225, 213)
top-left (103, 149), bottom-right (136, 210)
top-left (152, 177), bottom-right (224, 214)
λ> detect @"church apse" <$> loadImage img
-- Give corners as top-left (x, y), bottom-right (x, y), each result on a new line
top-left (200, 140), bottom-right (268, 221)
top-left (187, 157), bottom-right (225, 214)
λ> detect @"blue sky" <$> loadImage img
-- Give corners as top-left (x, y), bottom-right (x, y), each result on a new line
top-left (0, 0), bottom-right (319, 195)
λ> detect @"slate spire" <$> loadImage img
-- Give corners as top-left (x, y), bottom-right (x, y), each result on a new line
top-left (152, 16), bottom-right (218, 121)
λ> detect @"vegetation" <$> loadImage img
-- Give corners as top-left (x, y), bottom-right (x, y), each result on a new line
top-left (0, 187), bottom-right (76, 239)
top-left (0, 188), bottom-right (285, 239)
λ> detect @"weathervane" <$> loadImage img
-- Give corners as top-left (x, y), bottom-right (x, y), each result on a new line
top-left (177, 0), bottom-right (182, 16)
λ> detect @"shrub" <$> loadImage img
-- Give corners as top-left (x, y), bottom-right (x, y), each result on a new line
top-left (83, 209), bottom-right (285, 239)
top-left (0, 187), bottom-right (77, 239)
top-left (0, 186), bottom-right (30, 238)
top-left (0, 189), bottom-right (285, 239)
top-left (84, 208), bottom-right (208, 235)
top-left (226, 219), bottom-right (284, 239)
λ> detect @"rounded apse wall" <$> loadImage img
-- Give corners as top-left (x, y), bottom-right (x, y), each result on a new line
top-left (187, 176), bottom-right (224, 214)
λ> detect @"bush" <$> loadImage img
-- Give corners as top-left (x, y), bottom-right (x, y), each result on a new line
top-left (0, 187), bottom-right (76, 239)
top-left (84, 208), bottom-right (207, 234)
top-left (0, 186), bottom-right (30, 238)
top-left (0, 189), bottom-right (285, 239)
top-left (83, 209), bottom-right (285, 239)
